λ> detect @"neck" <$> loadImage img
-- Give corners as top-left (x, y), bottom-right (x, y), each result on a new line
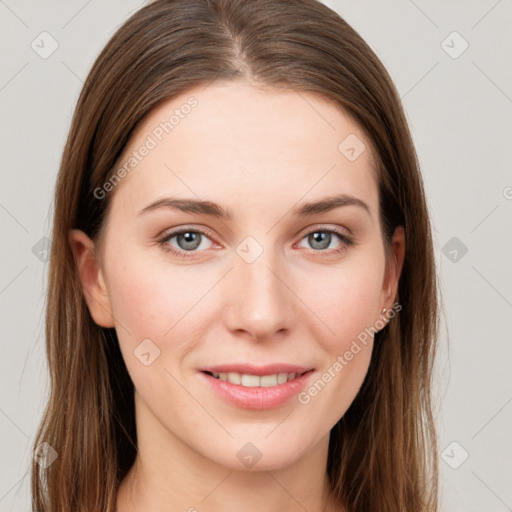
top-left (116, 395), bottom-right (340, 512)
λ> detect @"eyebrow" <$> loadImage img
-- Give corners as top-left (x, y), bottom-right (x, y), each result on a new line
top-left (137, 193), bottom-right (371, 219)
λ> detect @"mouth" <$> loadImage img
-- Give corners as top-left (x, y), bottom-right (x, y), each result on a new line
top-left (201, 369), bottom-right (312, 388)
top-left (198, 365), bottom-right (315, 410)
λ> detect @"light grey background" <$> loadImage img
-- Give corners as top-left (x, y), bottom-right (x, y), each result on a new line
top-left (1, 1), bottom-right (511, 510)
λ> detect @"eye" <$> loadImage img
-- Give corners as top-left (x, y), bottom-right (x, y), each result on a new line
top-left (297, 227), bottom-right (354, 253)
top-left (158, 228), bottom-right (215, 257)
top-left (157, 225), bottom-right (354, 259)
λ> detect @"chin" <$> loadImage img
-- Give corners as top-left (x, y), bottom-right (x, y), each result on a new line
top-left (193, 426), bottom-right (324, 472)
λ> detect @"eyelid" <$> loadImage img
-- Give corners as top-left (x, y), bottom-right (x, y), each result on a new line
top-left (158, 224), bottom-right (217, 241)
top-left (157, 225), bottom-right (218, 255)
top-left (157, 223), bottom-right (355, 257)
top-left (296, 223), bottom-right (353, 242)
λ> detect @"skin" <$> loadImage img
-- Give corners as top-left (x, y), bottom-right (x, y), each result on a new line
top-left (70, 80), bottom-right (405, 512)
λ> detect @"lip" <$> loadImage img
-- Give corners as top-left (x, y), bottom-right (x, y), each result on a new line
top-left (198, 363), bottom-right (313, 376)
top-left (198, 364), bottom-right (315, 410)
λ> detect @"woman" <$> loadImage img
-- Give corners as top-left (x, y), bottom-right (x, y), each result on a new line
top-left (32, 0), bottom-right (439, 510)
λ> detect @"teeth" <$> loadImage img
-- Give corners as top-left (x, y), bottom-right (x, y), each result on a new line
top-left (227, 372), bottom-right (241, 385)
top-left (277, 373), bottom-right (288, 384)
top-left (260, 374), bottom-right (278, 387)
top-left (210, 371), bottom-right (300, 387)
top-left (241, 374), bottom-right (260, 387)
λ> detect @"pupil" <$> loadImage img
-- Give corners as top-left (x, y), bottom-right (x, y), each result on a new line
top-left (310, 232), bottom-right (330, 250)
top-left (178, 232), bottom-right (201, 250)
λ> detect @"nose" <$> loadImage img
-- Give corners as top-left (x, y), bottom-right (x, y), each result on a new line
top-left (222, 246), bottom-right (296, 342)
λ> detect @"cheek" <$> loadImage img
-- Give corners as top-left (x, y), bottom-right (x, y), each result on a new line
top-left (103, 251), bottom-right (215, 409)
top-left (302, 256), bottom-right (385, 348)
top-left (99, 233), bottom-right (386, 458)
top-left (295, 251), bottom-right (385, 405)
top-left (105, 237), bottom-right (385, 360)
top-left (104, 225), bottom-right (220, 327)
top-left (294, 265), bottom-right (383, 423)
top-left (102, 243), bottom-right (232, 381)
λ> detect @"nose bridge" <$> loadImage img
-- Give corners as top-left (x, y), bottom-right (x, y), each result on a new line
top-left (225, 236), bottom-right (294, 339)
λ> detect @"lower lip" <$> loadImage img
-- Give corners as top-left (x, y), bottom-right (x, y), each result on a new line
top-left (199, 371), bottom-right (314, 410)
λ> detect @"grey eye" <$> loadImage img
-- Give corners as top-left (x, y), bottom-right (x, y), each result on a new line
top-left (175, 231), bottom-right (203, 251)
top-left (307, 232), bottom-right (333, 250)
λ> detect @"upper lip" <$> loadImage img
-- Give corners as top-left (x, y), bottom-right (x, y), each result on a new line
top-left (199, 363), bottom-right (314, 376)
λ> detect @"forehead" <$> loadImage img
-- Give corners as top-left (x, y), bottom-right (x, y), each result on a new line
top-left (108, 80), bottom-right (379, 219)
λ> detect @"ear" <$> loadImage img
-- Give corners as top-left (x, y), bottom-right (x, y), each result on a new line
top-left (68, 229), bottom-right (115, 328)
top-left (380, 225), bottom-right (405, 310)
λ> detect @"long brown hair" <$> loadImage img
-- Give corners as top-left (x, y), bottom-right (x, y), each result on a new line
top-left (32, 0), bottom-right (439, 510)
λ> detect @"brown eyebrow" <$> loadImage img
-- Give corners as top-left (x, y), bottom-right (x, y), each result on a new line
top-left (291, 194), bottom-right (371, 217)
top-left (138, 198), bottom-right (233, 219)
top-left (137, 193), bottom-right (371, 219)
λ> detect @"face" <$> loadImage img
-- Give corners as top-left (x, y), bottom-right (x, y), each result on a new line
top-left (71, 80), bottom-right (404, 472)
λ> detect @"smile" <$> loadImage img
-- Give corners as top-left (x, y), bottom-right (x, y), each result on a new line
top-left (204, 371), bottom-right (307, 387)
top-left (198, 365), bottom-right (315, 410)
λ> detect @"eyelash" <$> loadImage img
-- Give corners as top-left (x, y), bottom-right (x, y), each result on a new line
top-left (157, 226), bottom-right (354, 259)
